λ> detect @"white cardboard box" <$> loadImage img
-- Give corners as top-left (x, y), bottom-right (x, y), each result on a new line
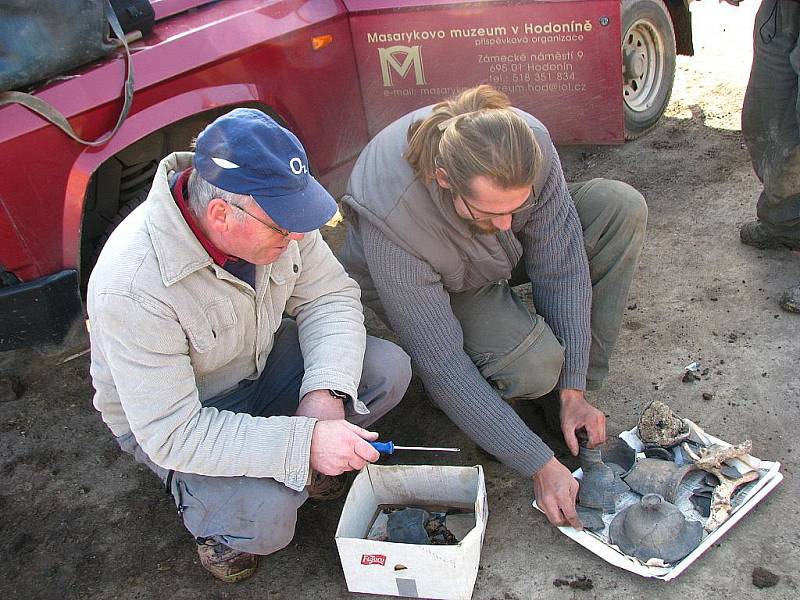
top-left (335, 464), bottom-right (488, 599)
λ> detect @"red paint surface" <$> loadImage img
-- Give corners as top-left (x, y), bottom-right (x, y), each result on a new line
top-left (349, 0), bottom-right (623, 143)
top-left (0, 0), bottom-right (625, 285)
top-left (0, 0), bottom-right (368, 281)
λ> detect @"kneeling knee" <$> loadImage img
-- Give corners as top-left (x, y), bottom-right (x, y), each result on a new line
top-left (245, 508), bottom-right (298, 555)
top-left (494, 333), bottom-right (565, 399)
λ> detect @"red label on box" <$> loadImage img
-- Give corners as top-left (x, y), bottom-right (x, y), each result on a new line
top-left (361, 554), bottom-right (387, 566)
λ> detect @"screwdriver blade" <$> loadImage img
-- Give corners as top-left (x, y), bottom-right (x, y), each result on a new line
top-left (392, 446), bottom-right (460, 452)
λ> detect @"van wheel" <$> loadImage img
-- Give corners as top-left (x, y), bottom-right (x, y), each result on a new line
top-left (622, 0), bottom-right (676, 139)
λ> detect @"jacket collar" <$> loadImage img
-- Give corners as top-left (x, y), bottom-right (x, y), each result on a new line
top-left (146, 152), bottom-right (217, 287)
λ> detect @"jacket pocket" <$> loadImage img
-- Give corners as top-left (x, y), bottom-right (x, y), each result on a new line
top-left (185, 297), bottom-right (240, 360)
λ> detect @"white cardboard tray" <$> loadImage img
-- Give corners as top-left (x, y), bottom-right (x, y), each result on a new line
top-left (533, 422), bottom-right (783, 580)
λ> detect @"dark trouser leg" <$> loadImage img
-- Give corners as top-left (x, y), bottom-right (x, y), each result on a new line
top-left (452, 179), bottom-right (646, 396)
top-left (742, 0), bottom-right (800, 245)
top-left (204, 318), bottom-right (410, 424)
top-left (568, 179), bottom-right (647, 388)
top-left (125, 319), bottom-right (409, 556)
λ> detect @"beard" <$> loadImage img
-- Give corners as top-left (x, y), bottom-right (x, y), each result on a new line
top-left (464, 219), bottom-right (501, 235)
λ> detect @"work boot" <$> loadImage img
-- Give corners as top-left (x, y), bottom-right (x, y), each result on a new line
top-left (307, 471), bottom-right (349, 501)
top-left (196, 537), bottom-right (258, 583)
top-left (739, 220), bottom-right (799, 250)
top-left (779, 282), bottom-right (800, 313)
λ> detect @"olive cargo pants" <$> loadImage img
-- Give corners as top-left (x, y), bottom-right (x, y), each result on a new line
top-left (450, 179), bottom-right (647, 396)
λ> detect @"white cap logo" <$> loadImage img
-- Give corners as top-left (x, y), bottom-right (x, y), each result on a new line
top-left (289, 157), bottom-right (309, 175)
top-left (211, 157), bottom-right (240, 169)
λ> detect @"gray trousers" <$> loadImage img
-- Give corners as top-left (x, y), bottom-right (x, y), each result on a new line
top-left (742, 0), bottom-right (800, 245)
top-left (449, 179), bottom-right (647, 396)
top-left (118, 319), bottom-right (411, 555)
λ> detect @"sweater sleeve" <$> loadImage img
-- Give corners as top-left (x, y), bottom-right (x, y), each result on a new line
top-left (360, 219), bottom-right (554, 477)
top-left (518, 144), bottom-right (592, 391)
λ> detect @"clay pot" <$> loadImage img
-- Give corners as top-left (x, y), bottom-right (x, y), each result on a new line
top-left (622, 458), bottom-right (698, 504)
top-left (609, 494), bottom-right (703, 563)
top-left (578, 446), bottom-right (630, 513)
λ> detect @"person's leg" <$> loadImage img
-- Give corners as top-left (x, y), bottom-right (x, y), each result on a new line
top-left (165, 319), bottom-right (405, 562)
top-left (231, 318), bottom-right (409, 424)
top-left (741, 0), bottom-right (800, 248)
top-left (171, 471), bottom-right (308, 555)
top-left (568, 179), bottom-right (647, 389)
top-left (346, 335), bottom-right (412, 428)
top-left (449, 281), bottom-right (565, 400)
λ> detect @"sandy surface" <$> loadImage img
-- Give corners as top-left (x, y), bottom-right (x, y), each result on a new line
top-left (3, 1), bottom-right (798, 598)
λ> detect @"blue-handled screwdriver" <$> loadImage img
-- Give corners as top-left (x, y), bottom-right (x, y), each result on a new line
top-left (369, 441), bottom-right (460, 454)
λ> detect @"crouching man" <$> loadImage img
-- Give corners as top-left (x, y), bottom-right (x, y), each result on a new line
top-left (88, 109), bottom-right (411, 582)
top-left (339, 86), bottom-right (647, 529)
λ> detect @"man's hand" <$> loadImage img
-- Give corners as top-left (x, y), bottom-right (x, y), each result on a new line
top-left (309, 420), bottom-right (380, 475)
top-left (559, 388), bottom-right (606, 456)
top-left (296, 389), bottom-right (346, 421)
top-left (533, 457), bottom-right (583, 530)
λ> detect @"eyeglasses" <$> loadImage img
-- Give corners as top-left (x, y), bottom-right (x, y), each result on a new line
top-left (456, 189), bottom-right (536, 222)
top-left (226, 201), bottom-right (291, 237)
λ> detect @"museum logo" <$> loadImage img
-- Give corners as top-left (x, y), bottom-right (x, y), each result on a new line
top-left (378, 45), bottom-right (426, 87)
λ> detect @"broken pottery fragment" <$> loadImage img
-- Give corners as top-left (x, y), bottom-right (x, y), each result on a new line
top-left (578, 445), bottom-right (629, 512)
top-left (576, 505), bottom-right (606, 532)
top-left (609, 494), bottom-right (703, 563)
top-left (623, 458), bottom-right (698, 504)
top-left (638, 401), bottom-right (691, 447)
top-left (643, 447), bottom-right (674, 461)
top-left (596, 437), bottom-right (636, 477)
top-left (444, 513), bottom-right (476, 542)
top-left (387, 508), bottom-right (431, 544)
top-left (690, 494), bottom-right (711, 517)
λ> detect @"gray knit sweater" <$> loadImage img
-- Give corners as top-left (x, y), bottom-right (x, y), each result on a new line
top-left (348, 145), bottom-right (591, 478)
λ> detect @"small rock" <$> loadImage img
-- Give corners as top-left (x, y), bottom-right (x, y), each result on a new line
top-left (702, 392), bottom-right (714, 401)
top-left (627, 303), bottom-right (637, 310)
top-left (682, 370), bottom-right (700, 383)
top-left (553, 577), bottom-right (593, 591)
top-left (570, 577), bottom-right (593, 591)
top-left (752, 566), bottom-right (779, 588)
top-left (709, 296), bottom-right (718, 301)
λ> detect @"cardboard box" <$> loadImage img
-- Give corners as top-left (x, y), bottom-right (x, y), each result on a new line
top-left (335, 464), bottom-right (487, 599)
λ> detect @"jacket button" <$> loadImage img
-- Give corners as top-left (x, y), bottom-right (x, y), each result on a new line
top-left (293, 264), bottom-right (299, 273)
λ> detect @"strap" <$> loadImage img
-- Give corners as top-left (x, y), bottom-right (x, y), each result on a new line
top-left (0, 0), bottom-right (135, 147)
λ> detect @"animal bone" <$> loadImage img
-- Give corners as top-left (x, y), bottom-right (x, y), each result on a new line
top-left (683, 440), bottom-right (752, 470)
top-left (682, 441), bottom-right (759, 532)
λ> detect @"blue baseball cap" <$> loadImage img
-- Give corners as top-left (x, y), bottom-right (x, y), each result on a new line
top-left (193, 108), bottom-right (337, 233)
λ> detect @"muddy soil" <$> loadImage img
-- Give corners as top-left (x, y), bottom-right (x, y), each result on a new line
top-left (2, 2), bottom-right (798, 599)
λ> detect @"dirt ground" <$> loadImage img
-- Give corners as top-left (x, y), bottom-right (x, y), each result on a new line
top-left (2, 1), bottom-right (798, 599)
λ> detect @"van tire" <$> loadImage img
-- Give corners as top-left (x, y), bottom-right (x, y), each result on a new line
top-left (622, 0), bottom-right (677, 139)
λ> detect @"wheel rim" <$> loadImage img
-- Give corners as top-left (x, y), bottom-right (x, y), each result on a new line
top-left (622, 18), bottom-right (665, 113)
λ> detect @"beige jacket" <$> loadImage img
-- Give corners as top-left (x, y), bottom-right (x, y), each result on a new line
top-left (88, 152), bottom-right (366, 491)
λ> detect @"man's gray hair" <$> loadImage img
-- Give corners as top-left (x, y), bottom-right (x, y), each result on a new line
top-left (187, 168), bottom-right (250, 220)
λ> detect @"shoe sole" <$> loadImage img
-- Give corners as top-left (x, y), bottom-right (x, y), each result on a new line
top-left (208, 565), bottom-right (258, 584)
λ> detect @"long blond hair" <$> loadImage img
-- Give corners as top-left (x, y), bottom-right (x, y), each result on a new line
top-left (404, 85), bottom-right (541, 199)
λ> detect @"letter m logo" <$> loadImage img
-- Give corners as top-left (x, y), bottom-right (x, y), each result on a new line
top-left (378, 45), bottom-right (426, 87)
